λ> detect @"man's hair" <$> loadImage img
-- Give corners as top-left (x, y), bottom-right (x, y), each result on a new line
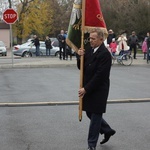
top-left (89, 28), bottom-right (104, 39)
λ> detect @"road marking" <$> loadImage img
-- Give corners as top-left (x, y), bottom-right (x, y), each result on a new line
top-left (0, 98), bottom-right (150, 107)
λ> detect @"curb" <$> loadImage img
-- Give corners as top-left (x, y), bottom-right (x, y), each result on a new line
top-left (0, 64), bottom-right (77, 69)
top-left (0, 98), bottom-right (150, 107)
top-left (0, 62), bottom-right (148, 69)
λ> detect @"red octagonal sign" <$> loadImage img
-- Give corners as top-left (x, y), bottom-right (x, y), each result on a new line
top-left (3, 8), bottom-right (18, 24)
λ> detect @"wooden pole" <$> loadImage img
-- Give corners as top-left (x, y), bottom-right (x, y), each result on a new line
top-left (79, 0), bottom-right (85, 121)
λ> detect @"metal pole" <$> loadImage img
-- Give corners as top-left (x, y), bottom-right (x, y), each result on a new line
top-left (10, 24), bottom-right (14, 67)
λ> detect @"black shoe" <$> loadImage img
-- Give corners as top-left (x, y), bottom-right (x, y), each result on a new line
top-left (100, 129), bottom-right (116, 145)
top-left (88, 147), bottom-right (96, 150)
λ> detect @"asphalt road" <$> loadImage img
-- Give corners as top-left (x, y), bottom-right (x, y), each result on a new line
top-left (0, 103), bottom-right (150, 150)
top-left (0, 65), bottom-right (150, 150)
top-left (0, 65), bottom-right (149, 103)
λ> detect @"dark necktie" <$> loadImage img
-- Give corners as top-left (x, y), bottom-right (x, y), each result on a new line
top-left (91, 48), bottom-right (94, 55)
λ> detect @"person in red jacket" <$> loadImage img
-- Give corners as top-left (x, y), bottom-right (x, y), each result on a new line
top-left (109, 38), bottom-right (117, 56)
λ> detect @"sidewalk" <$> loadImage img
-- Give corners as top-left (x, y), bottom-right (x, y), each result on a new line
top-left (0, 53), bottom-right (149, 69)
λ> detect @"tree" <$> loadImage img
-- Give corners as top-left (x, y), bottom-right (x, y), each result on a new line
top-left (13, 0), bottom-right (35, 43)
top-left (13, 0), bottom-right (54, 43)
top-left (101, 0), bottom-right (150, 38)
top-left (49, 0), bottom-right (73, 37)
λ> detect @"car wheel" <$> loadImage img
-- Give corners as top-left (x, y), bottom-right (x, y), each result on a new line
top-left (55, 51), bottom-right (63, 57)
top-left (23, 51), bottom-right (32, 57)
top-left (55, 51), bottom-right (59, 57)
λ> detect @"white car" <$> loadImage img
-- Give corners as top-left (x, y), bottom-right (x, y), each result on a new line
top-left (0, 41), bottom-right (7, 56)
top-left (13, 41), bottom-right (61, 57)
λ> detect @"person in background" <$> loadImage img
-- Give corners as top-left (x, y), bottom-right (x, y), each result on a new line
top-left (32, 35), bottom-right (40, 56)
top-left (117, 34), bottom-right (129, 56)
top-left (45, 36), bottom-right (52, 56)
top-left (107, 29), bottom-right (116, 45)
top-left (142, 33), bottom-right (149, 59)
top-left (64, 31), bottom-right (72, 60)
top-left (66, 45), bottom-right (72, 60)
top-left (109, 38), bottom-right (117, 56)
top-left (128, 31), bottom-right (138, 59)
top-left (146, 32), bottom-right (150, 61)
top-left (77, 28), bottom-right (116, 150)
top-left (57, 30), bottom-right (66, 60)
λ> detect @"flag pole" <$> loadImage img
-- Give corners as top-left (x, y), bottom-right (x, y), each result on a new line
top-left (79, 0), bottom-right (86, 122)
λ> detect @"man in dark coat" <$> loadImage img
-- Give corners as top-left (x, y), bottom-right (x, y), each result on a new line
top-left (128, 31), bottom-right (138, 59)
top-left (32, 35), bottom-right (40, 56)
top-left (146, 32), bottom-right (150, 62)
top-left (45, 36), bottom-right (52, 56)
top-left (77, 28), bottom-right (116, 150)
top-left (57, 30), bottom-right (66, 60)
top-left (107, 29), bottom-right (116, 45)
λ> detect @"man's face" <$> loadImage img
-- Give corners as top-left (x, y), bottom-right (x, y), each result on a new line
top-left (61, 30), bottom-right (64, 34)
top-left (89, 32), bottom-right (103, 48)
top-left (132, 32), bottom-right (135, 36)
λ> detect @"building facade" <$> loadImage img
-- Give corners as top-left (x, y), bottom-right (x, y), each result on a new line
top-left (0, 21), bottom-right (10, 48)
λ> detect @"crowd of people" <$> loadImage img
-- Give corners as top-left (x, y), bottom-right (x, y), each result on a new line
top-left (106, 29), bottom-right (150, 60)
top-left (31, 30), bottom-right (72, 59)
top-left (31, 29), bottom-right (150, 61)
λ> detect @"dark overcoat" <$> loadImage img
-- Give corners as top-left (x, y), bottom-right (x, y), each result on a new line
top-left (77, 43), bottom-right (111, 114)
top-left (57, 34), bottom-right (66, 48)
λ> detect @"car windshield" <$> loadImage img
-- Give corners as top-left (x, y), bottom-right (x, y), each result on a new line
top-left (0, 41), bottom-right (5, 47)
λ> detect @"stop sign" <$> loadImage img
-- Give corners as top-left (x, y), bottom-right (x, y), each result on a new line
top-left (3, 8), bottom-right (18, 24)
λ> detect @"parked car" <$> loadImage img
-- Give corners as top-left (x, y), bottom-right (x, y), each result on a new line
top-left (13, 41), bottom-right (61, 57)
top-left (0, 41), bottom-right (7, 56)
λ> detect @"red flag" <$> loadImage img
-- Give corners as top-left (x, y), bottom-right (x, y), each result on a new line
top-left (83, 0), bottom-right (108, 38)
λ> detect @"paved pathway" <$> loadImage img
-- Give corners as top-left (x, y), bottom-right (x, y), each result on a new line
top-left (0, 51), bottom-right (149, 68)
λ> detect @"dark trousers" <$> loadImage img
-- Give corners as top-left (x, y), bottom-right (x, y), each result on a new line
top-left (86, 112), bottom-right (112, 148)
top-left (59, 46), bottom-right (66, 60)
top-left (130, 44), bottom-right (137, 59)
top-left (46, 48), bottom-right (51, 56)
top-left (36, 45), bottom-right (40, 56)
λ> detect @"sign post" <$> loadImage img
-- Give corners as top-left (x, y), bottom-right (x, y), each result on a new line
top-left (2, 8), bottom-right (18, 67)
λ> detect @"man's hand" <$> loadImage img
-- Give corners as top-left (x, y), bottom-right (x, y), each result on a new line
top-left (78, 48), bottom-right (85, 56)
top-left (78, 88), bottom-right (86, 98)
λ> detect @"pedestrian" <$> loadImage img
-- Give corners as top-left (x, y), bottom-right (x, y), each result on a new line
top-left (109, 38), bottom-right (117, 56)
top-left (128, 31), bottom-right (138, 59)
top-left (66, 45), bottom-right (72, 60)
top-left (32, 35), bottom-right (40, 56)
top-left (146, 32), bottom-right (150, 61)
top-left (45, 36), bottom-right (52, 56)
top-left (117, 34), bottom-right (129, 56)
top-left (142, 33), bottom-right (149, 59)
top-left (64, 31), bottom-right (72, 60)
top-left (107, 29), bottom-right (116, 45)
top-left (77, 28), bottom-right (116, 150)
top-left (57, 30), bottom-right (66, 60)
